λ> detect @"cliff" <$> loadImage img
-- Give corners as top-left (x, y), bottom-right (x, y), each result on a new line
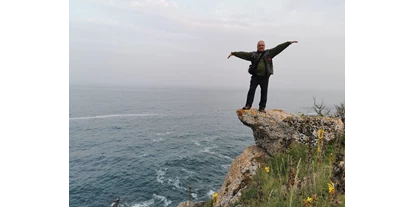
top-left (178, 108), bottom-right (344, 207)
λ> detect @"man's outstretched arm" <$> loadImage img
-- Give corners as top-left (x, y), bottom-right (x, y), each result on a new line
top-left (268, 41), bottom-right (298, 58)
top-left (227, 51), bottom-right (253, 61)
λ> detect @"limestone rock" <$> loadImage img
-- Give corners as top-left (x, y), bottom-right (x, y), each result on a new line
top-left (215, 145), bottom-right (269, 207)
top-left (176, 201), bottom-right (207, 207)
top-left (237, 108), bottom-right (344, 155)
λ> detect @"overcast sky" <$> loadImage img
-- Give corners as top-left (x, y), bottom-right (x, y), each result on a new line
top-left (70, 0), bottom-right (344, 89)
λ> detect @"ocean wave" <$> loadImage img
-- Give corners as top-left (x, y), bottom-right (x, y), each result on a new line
top-left (156, 168), bottom-right (167, 184)
top-left (192, 140), bottom-right (201, 146)
top-left (152, 138), bottom-right (164, 142)
top-left (138, 153), bottom-right (148, 158)
top-left (130, 198), bottom-right (154, 207)
top-left (180, 168), bottom-right (195, 175)
top-left (202, 147), bottom-right (233, 161)
top-left (167, 177), bottom-right (187, 191)
top-left (130, 194), bottom-right (172, 207)
top-left (156, 168), bottom-right (187, 191)
top-left (221, 164), bottom-right (231, 169)
top-left (191, 193), bottom-right (198, 199)
top-left (156, 131), bottom-right (172, 136)
top-left (153, 194), bottom-right (172, 207)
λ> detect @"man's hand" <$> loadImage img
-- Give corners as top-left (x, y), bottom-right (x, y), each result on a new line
top-left (227, 53), bottom-right (233, 59)
top-left (289, 41), bottom-right (298, 44)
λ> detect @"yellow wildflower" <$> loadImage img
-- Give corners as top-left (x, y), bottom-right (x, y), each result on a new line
top-left (317, 129), bottom-right (324, 140)
top-left (265, 166), bottom-right (270, 173)
top-left (212, 192), bottom-right (218, 204)
top-left (303, 196), bottom-right (313, 206)
top-left (317, 147), bottom-right (321, 153)
top-left (328, 182), bottom-right (335, 195)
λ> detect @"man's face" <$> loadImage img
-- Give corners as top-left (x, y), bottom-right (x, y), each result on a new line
top-left (257, 41), bottom-right (265, 52)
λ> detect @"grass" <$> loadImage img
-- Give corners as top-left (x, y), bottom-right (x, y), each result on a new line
top-left (204, 132), bottom-right (345, 207)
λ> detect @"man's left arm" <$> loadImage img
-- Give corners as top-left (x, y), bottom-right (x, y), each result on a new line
top-left (268, 41), bottom-right (298, 58)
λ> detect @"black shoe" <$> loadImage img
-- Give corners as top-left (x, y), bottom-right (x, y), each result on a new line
top-left (242, 105), bottom-right (251, 110)
top-left (259, 108), bottom-right (266, 113)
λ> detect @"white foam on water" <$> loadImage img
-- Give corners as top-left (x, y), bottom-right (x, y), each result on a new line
top-left (156, 131), bottom-right (172, 136)
top-left (153, 137), bottom-right (164, 142)
top-left (153, 194), bottom-right (172, 207)
top-left (202, 135), bottom-right (220, 143)
top-left (69, 113), bottom-right (155, 120)
top-left (216, 153), bottom-right (233, 160)
top-left (167, 177), bottom-right (187, 191)
top-left (191, 193), bottom-right (198, 199)
top-left (138, 153), bottom-right (148, 157)
top-left (130, 198), bottom-right (154, 207)
top-left (221, 164), bottom-right (231, 169)
top-left (180, 168), bottom-right (195, 175)
top-left (202, 147), bottom-right (212, 153)
top-left (156, 169), bottom-right (186, 191)
top-left (192, 140), bottom-right (201, 146)
top-left (156, 168), bottom-right (167, 184)
top-left (127, 193), bottom-right (172, 207)
top-left (180, 168), bottom-right (201, 183)
top-left (202, 147), bottom-right (233, 161)
top-left (207, 190), bottom-right (215, 197)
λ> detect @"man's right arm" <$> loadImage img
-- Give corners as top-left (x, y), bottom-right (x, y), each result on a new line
top-left (229, 51), bottom-right (253, 61)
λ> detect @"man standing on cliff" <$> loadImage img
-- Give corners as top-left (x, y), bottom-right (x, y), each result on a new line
top-left (227, 40), bottom-right (298, 113)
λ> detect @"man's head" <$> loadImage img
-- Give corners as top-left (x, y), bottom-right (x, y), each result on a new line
top-left (257, 40), bottom-right (265, 52)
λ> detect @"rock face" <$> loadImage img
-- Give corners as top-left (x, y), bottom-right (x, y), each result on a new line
top-left (215, 145), bottom-right (269, 207)
top-left (237, 108), bottom-right (344, 155)
top-left (176, 201), bottom-right (207, 207)
top-left (177, 108), bottom-right (344, 207)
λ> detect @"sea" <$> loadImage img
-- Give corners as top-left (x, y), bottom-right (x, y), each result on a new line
top-left (69, 85), bottom-right (344, 207)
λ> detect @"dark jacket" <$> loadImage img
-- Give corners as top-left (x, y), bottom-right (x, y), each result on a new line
top-left (232, 41), bottom-right (292, 76)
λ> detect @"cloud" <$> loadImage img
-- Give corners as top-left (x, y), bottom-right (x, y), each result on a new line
top-left (130, 0), bottom-right (175, 8)
top-left (70, 0), bottom-right (344, 89)
top-left (72, 0), bottom-right (343, 37)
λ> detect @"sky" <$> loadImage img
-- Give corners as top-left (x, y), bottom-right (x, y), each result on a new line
top-left (69, 0), bottom-right (344, 89)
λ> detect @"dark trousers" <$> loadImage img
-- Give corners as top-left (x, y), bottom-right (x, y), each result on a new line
top-left (245, 76), bottom-right (270, 108)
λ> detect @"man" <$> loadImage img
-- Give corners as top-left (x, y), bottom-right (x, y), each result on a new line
top-left (227, 40), bottom-right (298, 113)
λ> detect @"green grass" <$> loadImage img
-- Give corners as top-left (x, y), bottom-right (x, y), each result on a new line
top-left (204, 133), bottom-right (345, 207)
